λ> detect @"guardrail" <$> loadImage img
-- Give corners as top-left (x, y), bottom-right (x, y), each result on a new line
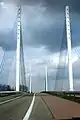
top-left (41, 91), bottom-right (80, 95)
top-left (41, 91), bottom-right (80, 98)
top-left (41, 91), bottom-right (80, 103)
top-left (0, 91), bottom-right (21, 97)
top-left (0, 91), bottom-right (19, 94)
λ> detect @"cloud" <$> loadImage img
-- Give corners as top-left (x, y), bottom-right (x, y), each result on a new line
top-left (0, 50), bottom-right (15, 84)
top-left (0, 2), bottom-right (17, 32)
top-left (21, 4), bottom-right (65, 53)
top-left (0, 2), bottom-right (17, 50)
top-left (0, 32), bottom-right (16, 50)
top-left (0, 45), bottom-right (80, 91)
top-left (21, 2), bottom-right (80, 52)
top-left (4, 0), bottom-right (80, 13)
top-left (0, 1), bottom-right (80, 52)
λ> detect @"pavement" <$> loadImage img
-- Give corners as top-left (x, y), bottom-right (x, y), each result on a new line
top-left (0, 93), bottom-right (80, 120)
top-left (29, 96), bottom-right (53, 120)
top-left (0, 93), bottom-right (22, 102)
top-left (41, 93), bottom-right (80, 119)
top-left (0, 95), bottom-right (32, 120)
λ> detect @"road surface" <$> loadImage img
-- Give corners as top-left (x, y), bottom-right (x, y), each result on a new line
top-left (0, 93), bottom-right (22, 102)
top-left (29, 95), bottom-right (53, 120)
top-left (41, 93), bottom-right (80, 119)
top-left (0, 95), bottom-right (32, 120)
top-left (0, 93), bottom-right (80, 120)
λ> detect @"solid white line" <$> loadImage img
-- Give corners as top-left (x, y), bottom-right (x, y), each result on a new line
top-left (23, 94), bottom-right (35, 120)
top-left (0, 96), bottom-right (22, 105)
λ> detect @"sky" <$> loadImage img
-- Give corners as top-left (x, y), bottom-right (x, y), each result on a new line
top-left (0, 0), bottom-right (80, 92)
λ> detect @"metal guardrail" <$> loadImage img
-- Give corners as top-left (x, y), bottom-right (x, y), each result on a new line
top-left (0, 91), bottom-right (21, 97)
top-left (41, 91), bottom-right (80, 103)
top-left (41, 91), bottom-right (80, 96)
top-left (0, 91), bottom-right (19, 94)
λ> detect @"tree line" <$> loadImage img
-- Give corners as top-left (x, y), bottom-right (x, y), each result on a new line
top-left (0, 84), bottom-right (12, 91)
top-left (0, 84), bottom-right (29, 92)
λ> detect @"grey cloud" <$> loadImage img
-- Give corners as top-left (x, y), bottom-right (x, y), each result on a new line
top-left (5, 0), bottom-right (80, 12)
top-left (24, 25), bottom-right (65, 52)
top-left (0, 0), bottom-right (80, 52)
top-left (21, 2), bottom-right (80, 53)
top-left (13, 0), bottom-right (80, 13)
top-left (73, 60), bottom-right (80, 78)
top-left (0, 30), bottom-right (16, 51)
top-left (0, 51), bottom-right (15, 84)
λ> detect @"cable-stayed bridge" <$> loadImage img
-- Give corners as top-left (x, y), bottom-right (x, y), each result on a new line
top-left (0, 5), bottom-right (80, 120)
top-left (0, 6), bottom-right (74, 92)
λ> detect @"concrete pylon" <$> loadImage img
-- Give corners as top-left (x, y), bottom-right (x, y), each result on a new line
top-left (65, 6), bottom-right (74, 91)
top-left (16, 7), bottom-right (21, 92)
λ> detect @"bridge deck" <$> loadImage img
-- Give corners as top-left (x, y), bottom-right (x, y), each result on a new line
top-left (41, 93), bottom-right (80, 119)
top-left (0, 93), bottom-right (80, 120)
top-left (29, 95), bottom-right (53, 120)
top-left (0, 95), bottom-right (33, 120)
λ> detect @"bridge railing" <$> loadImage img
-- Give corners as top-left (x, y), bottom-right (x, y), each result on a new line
top-left (0, 91), bottom-right (21, 97)
top-left (41, 91), bottom-right (80, 103)
top-left (41, 91), bottom-right (80, 96)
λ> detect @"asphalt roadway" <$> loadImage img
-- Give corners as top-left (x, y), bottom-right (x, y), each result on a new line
top-left (0, 95), bottom-right (33, 120)
top-left (0, 93), bottom-right (80, 120)
top-left (0, 94), bottom-right (54, 120)
top-left (29, 96), bottom-right (53, 120)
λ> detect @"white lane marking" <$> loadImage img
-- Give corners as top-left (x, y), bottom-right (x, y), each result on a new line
top-left (0, 96), bottom-right (22, 105)
top-left (23, 94), bottom-right (35, 120)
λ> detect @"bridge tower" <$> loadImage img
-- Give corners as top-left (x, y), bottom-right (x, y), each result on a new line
top-left (16, 7), bottom-right (21, 91)
top-left (65, 6), bottom-right (74, 91)
top-left (29, 64), bottom-right (32, 93)
top-left (45, 64), bottom-right (48, 91)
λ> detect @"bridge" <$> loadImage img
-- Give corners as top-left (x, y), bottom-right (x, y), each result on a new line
top-left (0, 3), bottom-right (80, 120)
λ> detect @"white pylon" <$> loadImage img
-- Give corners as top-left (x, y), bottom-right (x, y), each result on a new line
top-left (65, 6), bottom-right (74, 91)
top-left (29, 64), bottom-right (32, 93)
top-left (45, 64), bottom-right (48, 91)
top-left (16, 6), bottom-right (21, 92)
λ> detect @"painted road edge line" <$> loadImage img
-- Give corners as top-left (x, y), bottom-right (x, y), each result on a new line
top-left (0, 96), bottom-right (22, 105)
top-left (23, 94), bottom-right (35, 120)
